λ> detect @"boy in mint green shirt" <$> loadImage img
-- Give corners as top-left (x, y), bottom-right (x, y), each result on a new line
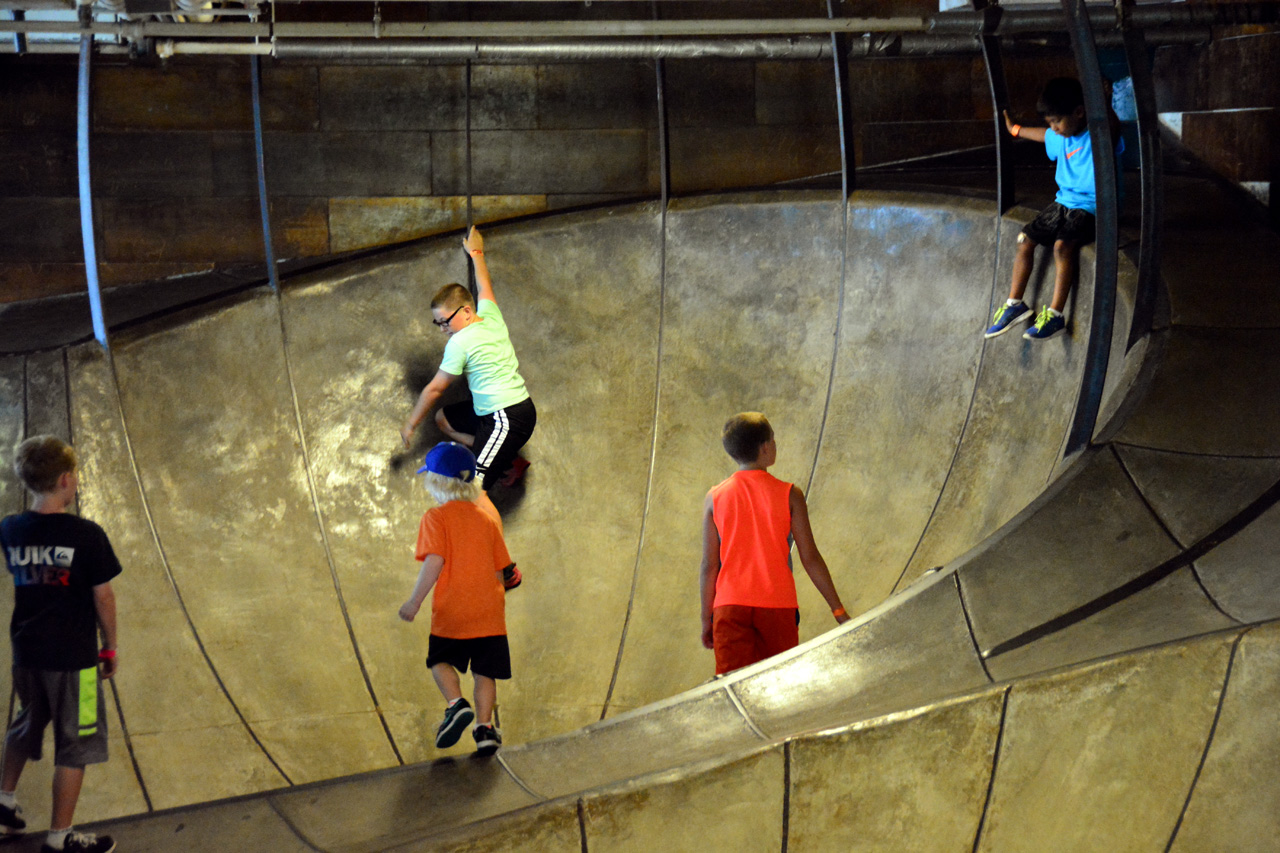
top-left (401, 227), bottom-right (537, 499)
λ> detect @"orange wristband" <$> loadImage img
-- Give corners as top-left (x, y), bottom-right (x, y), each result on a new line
top-left (1010, 124), bottom-right (1022, 138)
top-left (832, 607), bottom-right (848, 619)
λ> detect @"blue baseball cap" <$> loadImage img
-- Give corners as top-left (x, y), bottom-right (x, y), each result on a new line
top-left (417, 441), bottom-right (477, 482)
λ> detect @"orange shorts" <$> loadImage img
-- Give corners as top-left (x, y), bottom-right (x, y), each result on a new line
top-left (712, 605), bottom-right (800, 676)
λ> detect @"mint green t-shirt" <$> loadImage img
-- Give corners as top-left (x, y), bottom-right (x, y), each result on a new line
top-left (439, 299), bottom-right (530, 416)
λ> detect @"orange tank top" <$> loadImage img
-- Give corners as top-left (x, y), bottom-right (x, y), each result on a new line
top-left (709, 469), bottom-right (797, 609)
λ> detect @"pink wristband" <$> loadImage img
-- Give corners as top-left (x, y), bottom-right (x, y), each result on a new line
top-left (98, 649), bottom-right (116, 660)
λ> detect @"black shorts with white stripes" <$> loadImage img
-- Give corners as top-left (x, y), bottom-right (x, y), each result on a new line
top-left (441, 397), bottom-right (537, 490)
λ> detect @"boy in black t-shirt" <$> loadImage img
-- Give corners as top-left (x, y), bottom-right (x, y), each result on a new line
top-left (0, 437), bottom-right (119, 853)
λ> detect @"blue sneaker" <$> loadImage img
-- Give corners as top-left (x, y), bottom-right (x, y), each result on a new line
top-left (436, 698), bottom-right (475, 749)
top-left (1024, 307), bottom-right (1066, 340)
top-left (984, 301), bottom-right (1032, 338)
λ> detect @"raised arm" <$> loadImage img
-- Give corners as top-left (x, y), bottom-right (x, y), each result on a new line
top-left (399, 554), bottom-right (444, 621)
top-left (789, 485), bottom-right (850, 625)
top-left (401, 369), bottom-right (459, 447)
top-left (93, 581), bottom-right (118, 678)
top-left (699, 493), bottom-right (722, 650)
top-left (463, 226), bottom-right (497, 305)
top-left (1003, 109), bottom-right (1047, 143)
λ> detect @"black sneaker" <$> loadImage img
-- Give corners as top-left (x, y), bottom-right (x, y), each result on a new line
top-left (0, 800), bottom-right (25, 832)
top-left (473, 724), bottom-right (502, 757)
top-left (435, 698), bottom-right (474, 749)
top-left (42, 830), bottom-right (116, 853)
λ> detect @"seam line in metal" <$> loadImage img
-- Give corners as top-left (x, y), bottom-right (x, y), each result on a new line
top-left (266, 795), bottom-right (331, 853)
top-left (106, 678), bottom-right (153, 812)
top-left (953, 572), bottom-right (995, 683)
top-left (984, 475), bottom-right (1280, 659)
top-left (969, 686), bottom-right (1010, 853)
top-left (254, 53), bottom-right (404, 765)
top-left (65, 348), bottom-right (149, 808)
top-left (803, 0), bottom-right (853, 501)
top-left (496, 752), bottom-right (546, 801)
top-left (599, 33), bottom-right (668, 720)
top-left (1110, 444), bottom-right (1240, 623)
top-left (725, 683), bottom-right (768, 740)
top-left (892, 214), bottom-right (1002, 594)
top-left (1162, 628), bottom-right (1246, 853)
top-left (780, 739), bottom-right (792, 853)
top-left (104, 347), bottom-right (291, 783)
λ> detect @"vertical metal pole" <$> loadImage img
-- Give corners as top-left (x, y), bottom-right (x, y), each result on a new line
top-left (974, 0), bottom-right (1015, 213)
top-left (1062, 0), bottom-right (1120, 455)
top-left (1117, 0), bottom-right (1162, 351)
top-left (465, 60), bottom-right (477, 300)
top-left (76, 27), bottom-right (108, 348)
top-left (652, 0), bottom-right (670, 204)
top-left (827, 0), bottom-right (856, 197)
top-left (11, 10), bottom-right (25, 55)
top-left (251, 54), bottom-right (280, 292)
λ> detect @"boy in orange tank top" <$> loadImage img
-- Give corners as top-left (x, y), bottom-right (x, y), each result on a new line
top-left (700, 413), bottom-right (851, 676)
top-left (399, 442), bottom-right (515, 756)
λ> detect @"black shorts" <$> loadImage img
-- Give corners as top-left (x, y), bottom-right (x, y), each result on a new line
top-left (1022, 202), bottom-right (1096, 247)
top-left (441, 397), bottom-right (537, 491)
top-left (426, 634), bottom-right (511, 680)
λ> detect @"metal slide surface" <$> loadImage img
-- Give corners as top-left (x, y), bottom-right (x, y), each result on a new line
top-left (0, 184), bottom-right (1277, 851)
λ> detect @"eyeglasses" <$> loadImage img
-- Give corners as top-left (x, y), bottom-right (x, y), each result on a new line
top-left (433, 305), bottom-right (465, 329)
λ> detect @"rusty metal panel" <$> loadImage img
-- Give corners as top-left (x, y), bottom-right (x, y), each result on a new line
top-left (433, 129), bottom-right (655, 195)
top-left (328, 194), bottom-right (547, 253)
top-left (99, 197), bottom-right (328, 263)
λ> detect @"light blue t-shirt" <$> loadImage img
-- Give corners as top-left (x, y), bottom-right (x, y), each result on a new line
top-left (439, 299), bottom-right (530, 416)
top-left (1045, 127), bottom-right (1124, 215)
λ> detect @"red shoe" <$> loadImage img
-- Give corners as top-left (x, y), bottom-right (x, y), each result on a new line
top-left (502, 563), bottom-right (522, 591)
top-left (499, 456), bottom-right (530, 488)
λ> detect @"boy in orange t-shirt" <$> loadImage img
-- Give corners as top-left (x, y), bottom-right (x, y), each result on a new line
top-left (700, 413), bottom-right (851, 676)
top-left (399, 441), bottom-right (514, 756)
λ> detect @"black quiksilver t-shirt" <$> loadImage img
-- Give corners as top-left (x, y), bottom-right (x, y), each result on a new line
top-left (0, 511), bottom-right (122, 671)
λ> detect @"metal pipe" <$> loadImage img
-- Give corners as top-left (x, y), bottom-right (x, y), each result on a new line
top-left (273, 37), bottom-right (832, 61)
top-left (11, 9), bottom-right (24, 55)
top-left (77, 32), bottom-right (108, 349)
top-left (931, 0), bottom-right (1279, 34)
top-left (1063, 0), bottom-right (1120, 457)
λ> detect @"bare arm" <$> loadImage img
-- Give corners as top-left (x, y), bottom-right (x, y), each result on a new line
top-left (789, 486), bottom-right (850, 625)
top-left (399, 554), bottom-right (444, 621)
top-left (1003, 109), bottom-right (1047, 143)
top-left (463, 226), bottom-right (497, 306)
top-left (93, 581), bottom-right (118, 678)
top-left (401, 369), bottom-right (459, 447)
top-left (699, 493), bottom-right (722, 650)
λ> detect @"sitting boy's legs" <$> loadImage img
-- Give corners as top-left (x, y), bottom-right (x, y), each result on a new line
top-left (436, 403), bottom-right (477, 447)
top-left (712, 605), bottom-right (800, 675)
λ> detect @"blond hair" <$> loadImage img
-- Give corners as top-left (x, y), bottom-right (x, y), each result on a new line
top-left (422, 470), bottom-right (482, 506)
top-left (14, 435), bottom-right (77, 495)
top-left (431, 283), bottom-right (475, 312)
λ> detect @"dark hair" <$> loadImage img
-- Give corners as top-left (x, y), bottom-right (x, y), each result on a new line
top-left (1037, 77), bottom-right (1084, 118)
top-left (431, 283), bottom-right (475, 312)
top-left (13, 435), bottom-right (77, 494)
top-left (721, 412), bottom-right (773, 464)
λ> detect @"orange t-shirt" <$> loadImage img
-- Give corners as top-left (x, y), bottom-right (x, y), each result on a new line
top-left (709, 469), bottom-right (797, 609)
top-left (415, 500), bottom-right (511, 639)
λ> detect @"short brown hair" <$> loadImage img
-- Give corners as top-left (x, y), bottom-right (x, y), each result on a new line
top-left (14, 435), bottom-right (77, 495)
top-left (431, 283), bottom-right (475, 312)
top-left (722, 412), bottom-right (773, 464)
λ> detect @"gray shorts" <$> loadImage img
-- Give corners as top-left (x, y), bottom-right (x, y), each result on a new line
top-left (5, 667), bottom-right (109, 768)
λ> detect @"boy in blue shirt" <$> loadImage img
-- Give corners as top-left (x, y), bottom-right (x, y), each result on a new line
top-left (985, 77), bottom-right (1121, 341)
